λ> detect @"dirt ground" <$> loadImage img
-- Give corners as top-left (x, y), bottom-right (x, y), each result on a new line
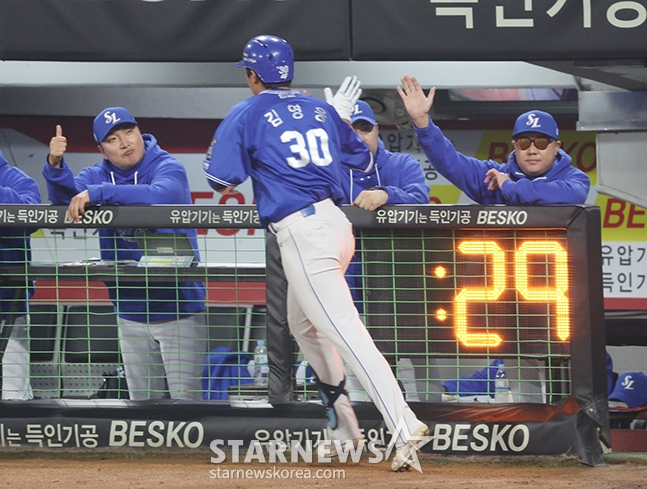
top-left (1, 452), bottom-right (647, 489)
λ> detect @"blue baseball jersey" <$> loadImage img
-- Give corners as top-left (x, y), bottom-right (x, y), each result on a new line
top-left (204, 89), bottom-right (373, 227)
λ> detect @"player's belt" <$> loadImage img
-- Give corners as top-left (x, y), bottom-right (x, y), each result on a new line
top-left (268, 199), bottom-right (333, 234)
top-left (299, 205), bottom-right (316, 218)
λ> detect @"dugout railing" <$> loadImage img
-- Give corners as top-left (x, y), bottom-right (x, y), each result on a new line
top-left (0, 204), bottom-right (607, 465)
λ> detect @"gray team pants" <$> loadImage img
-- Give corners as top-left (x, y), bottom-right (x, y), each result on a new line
top-left (117, 313), bottom-right (207, 400)
top-left (2, 315), bottom-right (32, 400)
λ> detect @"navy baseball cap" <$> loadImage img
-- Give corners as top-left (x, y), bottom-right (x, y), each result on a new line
top-left (351, 100), bottom-right (377, 126)
top-left (512, 110), bottom-right (559, 140)
top-left (93, 107), bottom-right (138, 143)
top-left (609, 372), bottom-right (647, 409)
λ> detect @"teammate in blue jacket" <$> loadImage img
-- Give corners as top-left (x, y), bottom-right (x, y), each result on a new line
top-left (0, 151), bottom-right (41, 400)
top-left (43, 108), bottom-right (207, 400)
top-left (397, 75), bottom-right (590, 205)
top-left (343, 100), bottom-right (429, 312)
top-left (204, 35), bottom-right (430, 471)
top-left (397, 76), bottom-right (590, 403)
top-left (342, 100), bottom-right (429, 210)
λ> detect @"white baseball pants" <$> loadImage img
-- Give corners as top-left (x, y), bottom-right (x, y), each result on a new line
top-left (272, 199), bottom-right (422, 447)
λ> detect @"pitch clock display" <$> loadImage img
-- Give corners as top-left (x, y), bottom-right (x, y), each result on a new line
top-left (361, 228), bottom-right (573, 357)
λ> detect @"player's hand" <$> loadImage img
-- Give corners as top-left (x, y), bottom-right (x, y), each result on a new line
top-left (324, 76), bottom-right (362, 121)
top-left (484, 169), bottom-right (511, 191)
top-left (397, 76), bottom-right (435, 129)
top-left (48, 125), bottom-right (67, 167)
top-left (352, 189), bottom-right (389, 211)
top-left (67, 190), bottom-right (90, 222)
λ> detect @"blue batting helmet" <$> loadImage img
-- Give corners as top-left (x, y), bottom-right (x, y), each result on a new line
top-left (236, 35), bottom-right (294, 84)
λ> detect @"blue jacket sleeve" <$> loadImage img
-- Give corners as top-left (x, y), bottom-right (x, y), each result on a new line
top-left (42, 158), bottom-right (83, 204)
top-left (44, 157), bottom-right (191, 206)
top-left (414, 118), bottom-right (502, 204)
top-left (335, 112), bottom-right (374, 174)
top-left (500, 169), bottom-right (590, 204)
top-left (87, 163), bottom-right (190, 205)
top-left (379, 153), bottom-right (430, 204)
top-left (0, 167), bottom-right (41, 205)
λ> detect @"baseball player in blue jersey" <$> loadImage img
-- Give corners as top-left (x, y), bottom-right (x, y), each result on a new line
top-left (397, 75), bottom-right (590, 205)
top-left (265, 98), bottom-right (430, 404)
top-left (43, 108), bottom-right (207, 400)
top-left (204, 35), bottom-right (430, 471)
top-left (0, 151), bottom-right (41, 400)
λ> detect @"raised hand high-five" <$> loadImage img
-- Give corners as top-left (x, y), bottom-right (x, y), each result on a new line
top-left (324, 76), bottom-right (362, 122)
top-left (396, 75), bottom-right (436, 129)
top-left (48, 125), bottom-right (67, 167)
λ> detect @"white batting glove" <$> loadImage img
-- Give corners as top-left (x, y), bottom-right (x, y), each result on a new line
top-left (324, 76), bottom-right (362, 121)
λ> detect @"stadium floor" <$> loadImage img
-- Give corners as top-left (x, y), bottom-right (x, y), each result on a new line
top-left (1, 451), bottom-right (646, 488)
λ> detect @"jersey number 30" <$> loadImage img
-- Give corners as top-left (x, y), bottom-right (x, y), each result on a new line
top-left (281, 129), bottom-right (332, 168)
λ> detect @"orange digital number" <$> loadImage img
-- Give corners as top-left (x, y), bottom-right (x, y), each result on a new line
top-left (515, 241), bottom-right (570, 341)
top-left (454, 240), bottom-right (570, 348)
top-left (455, 241), bottom-right (505, 348)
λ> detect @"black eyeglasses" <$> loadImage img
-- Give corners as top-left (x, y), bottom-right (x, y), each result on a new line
top-left (514, 136), bottom-right (554, 151)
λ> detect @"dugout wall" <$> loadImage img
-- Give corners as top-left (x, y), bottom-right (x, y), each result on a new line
top-left (0, 204), bottom-right (607, 465)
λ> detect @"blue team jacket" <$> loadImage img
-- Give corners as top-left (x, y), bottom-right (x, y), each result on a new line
top-left (339, 139), bottom-right (430, 206)
top-left (42, 134), bottom-right (206, 322)
top-left (340, 139), bottom-right (430, 312)
top-left (414, 117), bottom-right (590, 205)
top-left (0, 151), bottom-right (42, 318)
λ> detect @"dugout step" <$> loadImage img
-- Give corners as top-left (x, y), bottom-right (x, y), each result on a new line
top-left (610, 410), bottom-right (647, 452)
top-left (228, 382), bottom-right (320, 407)
top-left (228, 384), bottom-right (271, 408)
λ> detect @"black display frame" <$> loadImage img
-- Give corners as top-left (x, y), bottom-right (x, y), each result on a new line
top-left (0, 204), bottom-right (608, 465)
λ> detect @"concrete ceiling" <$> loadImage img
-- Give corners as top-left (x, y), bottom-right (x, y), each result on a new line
top-left (532, 60), bottom-right (647, 92)
top-left (0, 59), bottom-right (626, 121)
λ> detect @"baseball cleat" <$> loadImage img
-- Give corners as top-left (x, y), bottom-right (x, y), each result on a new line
top-left (391, 423), bottom-right (430, 472)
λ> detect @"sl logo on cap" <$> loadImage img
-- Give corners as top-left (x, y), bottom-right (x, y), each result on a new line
top-left (525, 113), bottom-right (543, 129)
top-left (103, 111), bottom-right (122, 125)
top-left (622, 375), bottom-right (636, 390)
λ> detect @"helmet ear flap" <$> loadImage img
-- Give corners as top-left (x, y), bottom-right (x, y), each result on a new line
top-left (236, 35), bottom-right (294, 84)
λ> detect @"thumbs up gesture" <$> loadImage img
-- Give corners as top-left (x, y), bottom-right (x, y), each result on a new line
top-left (48, 125), bottom-right (67, 167)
